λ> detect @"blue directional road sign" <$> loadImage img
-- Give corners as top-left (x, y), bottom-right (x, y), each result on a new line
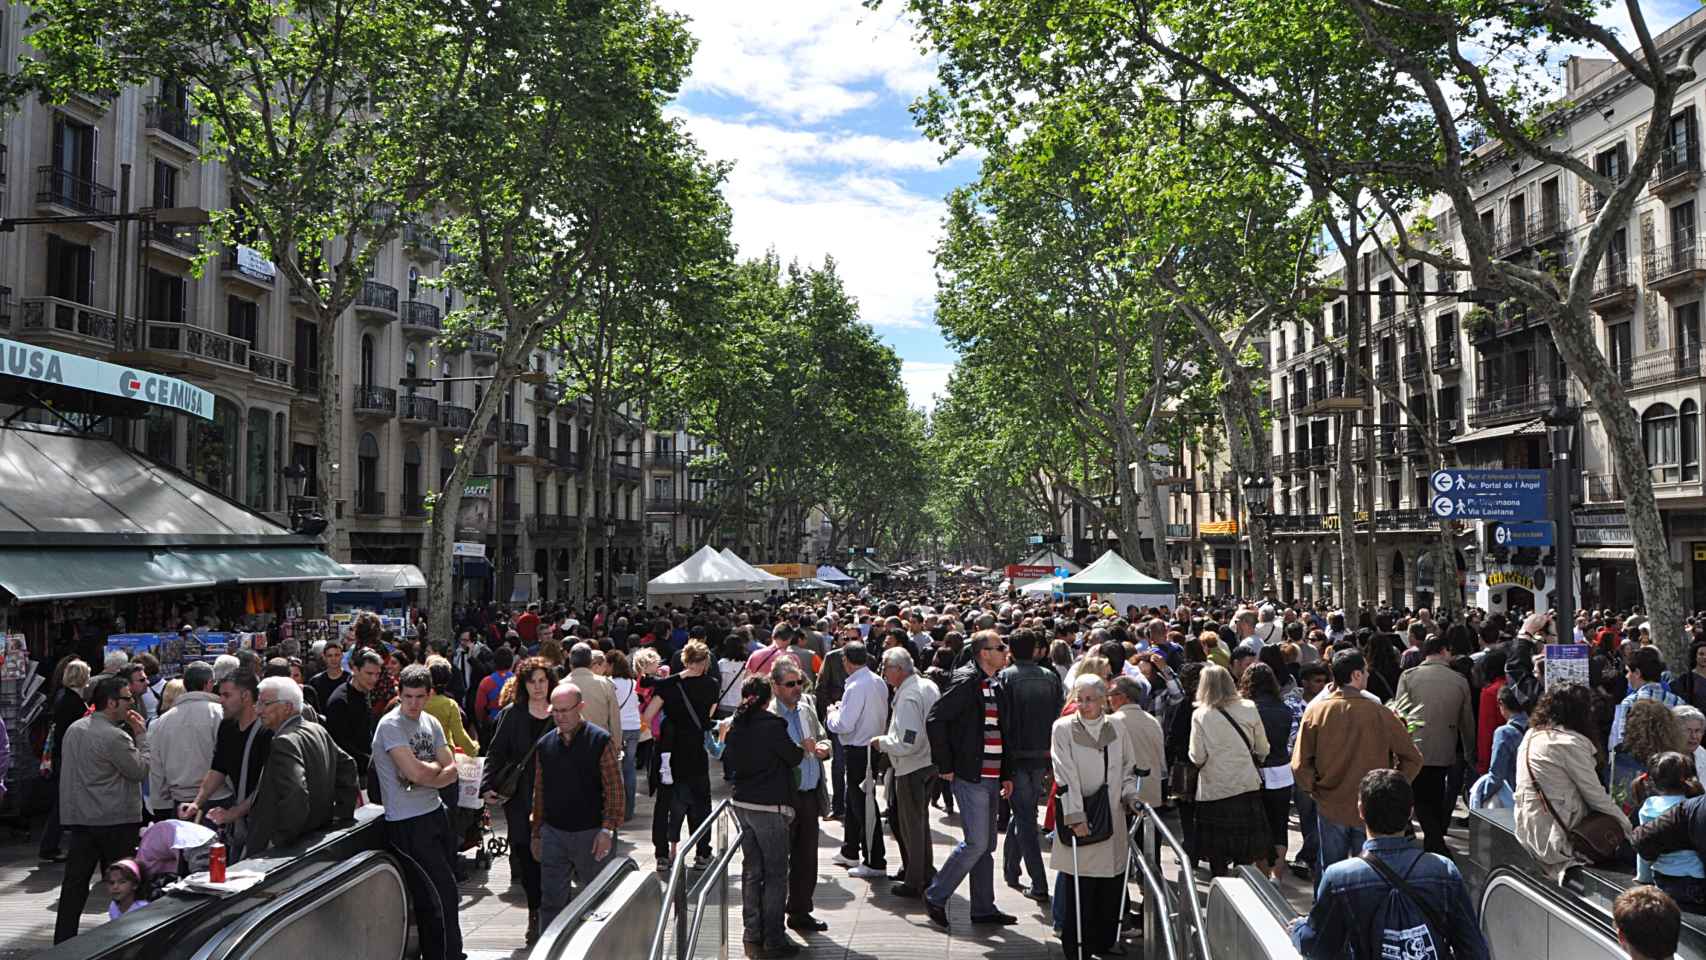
top-left (1429, 469), bottom-right (1549, 521)
top-left (1489, 520), bottom-right (1554, 547)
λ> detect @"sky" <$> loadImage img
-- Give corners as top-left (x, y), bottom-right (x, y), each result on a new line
top-left (660, 1), bottom-right (1705, 415)
top-left (660, 0), bottom-right (972, 412)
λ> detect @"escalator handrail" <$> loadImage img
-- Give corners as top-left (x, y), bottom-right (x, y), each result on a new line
top-left (1138, 802), bottom-right (1213, 960)
top-left (647, 798), bottom-right (738, 960)
top-left (186, 850), bottom-right (404, 960)
top-left (1125, 819), bottom-right (1182, 960)
top-left (1479, 865), bottom-right (1624, 949)
top-left (680, 821), bottom-right (746, 960)
top-left (529, 856), bottom-right (639, 959)
top-left (1232, 865), bottom-right (1301, 928)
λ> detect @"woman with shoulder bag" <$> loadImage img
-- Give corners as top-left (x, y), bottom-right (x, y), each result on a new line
top-left (480, 657), bottom-right (555, 944)
top-left (1514, 682), bottom-right (1633, 880)
top-left (722, 676), bottom-right (807, 959)
top-left (1187, 664), bottom-right (1272, 877)
top-left (1051, 674), bottom-right (1139, 960)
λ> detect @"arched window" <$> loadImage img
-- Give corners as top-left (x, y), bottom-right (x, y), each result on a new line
top-left (403, 443), bottom-right (422, 514)
top-left (441, 355), bottom-right (455, 405)
top-left (1643, 402), bottom-right (1680, 483)
top-left (408, 266), bottom-right (420, 300)
top-left (246, 407), bottom-right (272, 511)
top-left (440, 446), bottom-right (455, 491)
top-left (1686, 399), bottom-right (1700, 482)
top-left (358, 432), bottom-right (381, 512)
top-left (404, 348), bottom-right (419, 395)
top-left (360, 334), bottom-right (375, 388)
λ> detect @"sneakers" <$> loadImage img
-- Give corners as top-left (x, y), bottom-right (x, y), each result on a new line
top-left (830, 852), bottom-right (860, 868)
top-left (848, 864), bottom-right (887, 879)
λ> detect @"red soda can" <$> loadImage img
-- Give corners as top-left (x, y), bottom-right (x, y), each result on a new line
top-left (209, 842), bottom-right (227, 883)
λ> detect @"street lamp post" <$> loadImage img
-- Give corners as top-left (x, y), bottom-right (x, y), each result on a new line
top-left (603, 518), bottom-right (616, 599)
top-left (1242, 472), bottom-right (1275, 598)
top-left (1545, 395), bottom-right (1580, 624)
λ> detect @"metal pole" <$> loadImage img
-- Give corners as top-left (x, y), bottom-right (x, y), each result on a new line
top-left (1142, 815), bottom-right (1159, 959)
top-left (113, 163), bottom-right (130, 350)
top-left (716, 812), bottom-right (729, 960)
top-left (1554, 429), bottom-right (1575, 626)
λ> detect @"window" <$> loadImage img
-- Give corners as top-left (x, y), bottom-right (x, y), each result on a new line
top-left (1378, 278), bottom-right (1395, 319)
top-left (404, 348), bottom-right (419, 395)
top-left (295, 319), bottom-right (319, 374)
top-left (1609, 320), bottom-right (1633, 380)
top-left (360, 334), bottom-right (375, 388)
top-left (228, 296), bottom-right (259, 347)
top-left (292, 443), bottom-right (318, 499)
top-left (1669, 106), bottom-right (1698, 165)
top-left (1644, 403), bottom-right (1681, 483)
top-left (51, 115), bottom-right (96, 180)
top-left (408, 266), bottom-right (419, 300)
top-left (1595, 142), bottom-right (1628, 185)
top-left (358, 433), bottom-right (381, 502)
top-left (404, 443), bottom-right (422, 509)
top-left (152, 161), bottom-right (177, 209)
top-left (1671, 200), bottom-right (1697, 250)
top-left (1609, 228), bottom-right (1629, 276)
top-left (1687, 400), bottom-right (1701, 483)
top-left (146, 270), bottom-right (186, 325)
top-left (1677, 302), bottom-right (1701, 372)
top-left (246, 407), bottom-right (271, 511)
top-left (46, 234), bottom-right (93, 303)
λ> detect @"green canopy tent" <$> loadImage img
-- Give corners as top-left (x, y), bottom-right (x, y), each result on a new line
top-left (1062, 550), bottom-right (1177, 609)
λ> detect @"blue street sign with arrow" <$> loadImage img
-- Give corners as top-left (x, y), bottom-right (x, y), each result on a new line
top-left (1429, 469), bottom-right (1549, 521)
top-left (1489, 520), bottom-right (1554, 547)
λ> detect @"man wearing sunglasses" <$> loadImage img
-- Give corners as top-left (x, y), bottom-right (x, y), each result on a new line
top-left (53, 675), bottom-right (148, 943)
top-left (769, 659), bottom-right (833, 934)
top-left (924, 629), bottom-right (1017, 930)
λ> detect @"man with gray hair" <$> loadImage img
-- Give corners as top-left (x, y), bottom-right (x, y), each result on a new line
top-left (872, 646), bottom-right (940, 899)
top-left (531, 681), bottom-right (623, 925)
top-left (245, 677), bottom-right (358, 856)
top-left (211, 654), bottom-right (242, 684)
top-left (567, 642), bottom-right (621, 748)
top-left (146, 661), bottom-right (225, 820)
top-left (769, 657), bottom-right (834, 933)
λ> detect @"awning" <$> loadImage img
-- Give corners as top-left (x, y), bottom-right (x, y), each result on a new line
top-left (1577, 547), bottom-right (1637, 562)
top-left (321, 563), bottom-right (427, 593)
top-left (0, 546), bottom-right (352, 603)
top-left (1452, 421), bottom-right (1545, 445)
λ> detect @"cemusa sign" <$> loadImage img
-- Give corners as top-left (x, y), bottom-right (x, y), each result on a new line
top-left (0, 337), bottom-right (213, 421)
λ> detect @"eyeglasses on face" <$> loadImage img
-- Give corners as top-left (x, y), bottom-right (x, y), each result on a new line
top-left (984, 643), bottom-right (1008, 653)
top-left (779, 679), bottom-right (803, 688)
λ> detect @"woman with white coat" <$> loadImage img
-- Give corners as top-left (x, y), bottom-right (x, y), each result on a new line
top-left (1051, 674), bottom-right (1139, 959)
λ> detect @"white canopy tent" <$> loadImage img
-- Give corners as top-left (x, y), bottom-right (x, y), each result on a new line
top-left (321, 563), bottom-right (424, 593)
top-left (1016, 548), bottom-right (1082, 575)
top-left (647, 546), bottom-right (766, 603)
top-left (1018, 577), bottom-right (1063, 596)
top-left (720, 549), bottom-right (788, 589)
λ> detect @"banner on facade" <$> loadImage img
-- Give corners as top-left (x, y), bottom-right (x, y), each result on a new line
top-left (0, 337), bottom-right (214, 420)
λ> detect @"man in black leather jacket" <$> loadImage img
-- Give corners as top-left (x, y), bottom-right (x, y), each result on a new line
top-left (995, 627), bottom-right (1064, 900)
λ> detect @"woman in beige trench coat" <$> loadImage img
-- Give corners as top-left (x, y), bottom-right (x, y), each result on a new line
top-left (1051, 674), bottom-right (1140, 959)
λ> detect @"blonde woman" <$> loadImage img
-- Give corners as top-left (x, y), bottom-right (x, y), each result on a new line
top-left (157, 678), bottom-right (186, 717)
top-left (1187, 664), bottom-right (1271, 876)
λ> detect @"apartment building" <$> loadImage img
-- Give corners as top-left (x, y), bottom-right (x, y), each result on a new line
top-left (1268, 7), bottom-right (1706, 615)
top-left (0, 29), bottom-right (722, 605)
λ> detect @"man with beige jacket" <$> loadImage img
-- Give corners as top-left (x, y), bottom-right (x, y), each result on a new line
top-left (1392, 634), bottom-right (1476, 854)
top-left (1292, 650), bottom-right (1423, 874)
top-left (1109, 676), bottom-right (1165, 809)
top-left (567, 643), bottom-right (621, 750)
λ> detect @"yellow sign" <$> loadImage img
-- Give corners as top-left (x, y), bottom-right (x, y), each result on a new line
top-left (758, 563), bottom-right (813, 580)
top-left (1486, 570), bottom-right (1538, 590)
top-left (1695, 546), bottom-right (1706, 562)
top-left (1199, 520), bottom-right (1239, 536)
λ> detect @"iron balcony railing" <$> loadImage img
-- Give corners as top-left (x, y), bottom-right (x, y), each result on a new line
top-left (1402, 353), bottom-right (1426, 380)
top-left (1526, 205), bottom-right (1567, 246)
top-left (248, 351), bottom-right (292, 387)
top-left (1432, 342), bottom-right (1459, 371)
top-left (355, 279), bottom-right (399, 315)
top-left (1591, 263), bottom-right (1635, 303)
top-left (353, 384), bottom-right (398, 416)
top-left (469, 331), bottom-right (501, 358)
top-left (143, 98), bottom-right (197, 144)
top-left (294, 366), bottom-right (320, 396)
top-left (37, 165), bottom-right (116, 215)
top-left (146, 322), bottom-right (249, 371)
top-left (1471, 379), bottom-right (1569, 425)
top-left (18, 297), bottom-right (138, 349)
top-left (1626, 347), bottom-right (1706, 387)
top-left (400, 299), bottom-right (441, 332)
top-left (399, 394), bottom-right (439, 422)
top-left (438, 403), bottom-right (475, 432)
top-left (1644, 237), bottom-right (1706, 287)
top-left (1654, 141), bottom-right (1701, 190)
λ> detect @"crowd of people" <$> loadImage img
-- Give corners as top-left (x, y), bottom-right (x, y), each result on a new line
top-left (23, 587), bottom-right (1706, 960)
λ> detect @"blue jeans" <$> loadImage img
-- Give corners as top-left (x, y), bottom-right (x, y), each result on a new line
top-left (1316, 812), bottom-right (1366, 876)
top-left (1003, 766), bottom-right (1048, 893)
top-left (621, 729), bottom-right (639, 821)
top-left (1294, 784), bottom-right (1318, 868)
top-left (927, 778), bottom-right (999, 916)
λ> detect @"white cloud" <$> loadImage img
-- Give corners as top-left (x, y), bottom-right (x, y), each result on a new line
top-left (676, 109), bottom-right (950, 331)
top-left (665, 0), bottom-right (936, 122)
top-left (901, 360), bottom-right (954, 411)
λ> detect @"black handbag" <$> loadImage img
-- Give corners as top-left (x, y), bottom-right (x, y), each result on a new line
top-left (1054, 731), bottom-right (1113, 846)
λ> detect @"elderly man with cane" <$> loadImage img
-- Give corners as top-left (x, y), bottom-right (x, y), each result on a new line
top-left (1051, 674), bottom-right (1140, 960)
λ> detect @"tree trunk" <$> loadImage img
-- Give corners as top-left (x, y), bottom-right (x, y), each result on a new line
top-left (314, 309), bottom-right (340, 556)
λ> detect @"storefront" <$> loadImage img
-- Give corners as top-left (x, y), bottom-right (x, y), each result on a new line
top-left (1576, 509), bottom-right (1638, 612)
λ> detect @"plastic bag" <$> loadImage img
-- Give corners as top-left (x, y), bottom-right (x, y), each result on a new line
top-left (455, 754), bottom-right (484, 810)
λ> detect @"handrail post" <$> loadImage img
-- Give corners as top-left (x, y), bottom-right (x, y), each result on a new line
top-left (1143, 814), bottom-right (1159, 960)
top-left (675, 867), bottom-right (689, 960)
top-left (717, 809), bottom-right (730, 960)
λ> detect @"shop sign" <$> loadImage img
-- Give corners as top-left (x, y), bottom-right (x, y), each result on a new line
top-left (235, 245), bottom-right (276, 281)
top-left (1199, 520), bottom-right (1239, 537)
top-left (1577, 525), bottom-right (1634, 546)
top-left (452, 541), bottom-right (486, 558)
top-left (1694, 545), bottom-right (1706, 562)
top-left (463, 479), bottom-right (492, 498)
top-left (0, 337), bottom-right (214, 420)
top-left (1486, 567), bottom-right (1546, 591)
top-left (1005, 564), bottom-right (1054, 580)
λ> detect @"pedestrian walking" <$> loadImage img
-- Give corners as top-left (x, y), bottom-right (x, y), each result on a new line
top-left (53, 675), bottom-right (149, 944)
top-left (766, 657), bottom-right (833, 933)
top-left (827, 641), bottom-right (889, 879)
top-left (996, 627), bottom-right (1064, 902)
top-left (871, 646), bottom-right (940, 900)
top-left (1393, 632), bottom-right (1476, 854)
top-left (481, 657), bottom-right (555, 944)
top-left (723, 675), bottom-right (807, 960)
top-left (1051, 675), bottom-right (1139, 960)
top-left (530, 680), bottom-right (623, 928)
top-left (1188, 664), bottom-right (1272, 877)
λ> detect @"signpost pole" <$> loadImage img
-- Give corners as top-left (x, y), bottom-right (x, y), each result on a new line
top-left (1552, 429), bottom-right (1575, 624)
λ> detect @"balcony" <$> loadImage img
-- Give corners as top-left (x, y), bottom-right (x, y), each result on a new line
top-left (1526, 206), bottom-right (1567, 247)
top-left (1376, 426), bottom-right (1401, 459)
top-left (610, 460), bottom-right (642, 484)
top-left (248, 351), bottom-right (292, 388)
top-left (1435, 270), bottom-right (1459, 301)
top-left (16, 297), bottom-right (138, 351)
top-left (1644, 238), bottom-right (1706, 295)
top-left (401, 224), bottom-right (447, 261)
top-left (1432, 342), bottom-right (1460, 372)
top-left (528, 513), bottom-right (573, 534)
top-left (221, 248), bottom-right (276, 290)
top-left (353, 384), bottom-right (397, 419)
top-left (148, 223), bottom-right (200, 261)
top-left (469, 331), bottom-right (501, 360)
top-left (614, 519), bottom-right (644, 538)
top-left (437, 403), bottom-right (474, 434)
top-left (1401, 353), bottom-right (1426, 381)
top-left (1308, 382), bottom-right (1326, 405)
top-left (353, 490), bottom-right (385, 517)
top-left (1492, 221), bottom-right (1525, 258)
top-left (1403, 427), bottom-right (1426, 456)
top-left (1651, 142), bottom-right (1701, 199)
top-left (1309, 445), bottom-right (1331, 467)
top-left (294, 366), bottom-right (320, 398)
top-left (36, 165), bottom-right (116, 216)
top-left (1627, 347), bottom-right (1706, 388)
top-left (1435, 419), bottom-right (1460, 445)
top-left (401, 494), bottom-right (429, 518)
top-left (535, 444), bottom-right (560, 469)
top-left (354, 279), bottom-right (399, 321)
top-left (1374, 363), bottom-right (1397, 386)
top-left (1470, 379), bottom-right (1567, 427)
top-left (1588, 264), bottom-right (1637, 313)
top-left (1289, 393), bottom-right (1307, 413)
top-left (143, 99), bottom-right (198, 149)
top-left (400, 300), bottom-right (441, 335)
top-left (1586, 473), bottom-right (1622, 503)
top-left (143, 322), bottom-right (249, 373)
top-left (500, 420), bottom-right (528, 448)
top-left (534, 382), bottom-right (563, 407)
top-left (398, 394), bottom-right (439, 425)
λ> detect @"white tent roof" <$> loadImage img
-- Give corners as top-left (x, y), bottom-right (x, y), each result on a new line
top-left (648, 546), bottom-right (764, 594)
top-left (1018, 548), bottom-right (1081, 574)
top-left (1019, 577), bottom-right (1062, 596)
top-left (720, 549), bottom-right (787, 585)
top-left (816, 565), bottom-right (857, 584)
top-left (322, 563), bottom-right (425, 593)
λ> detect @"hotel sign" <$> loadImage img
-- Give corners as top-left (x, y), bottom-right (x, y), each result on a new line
top-left (0, 337), bottom-right (213, 420)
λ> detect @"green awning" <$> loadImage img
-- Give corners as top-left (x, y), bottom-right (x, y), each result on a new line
top-left (174, 547), bottom-right (355, 585)
top-left (0, 546), bottom-right (352, 602)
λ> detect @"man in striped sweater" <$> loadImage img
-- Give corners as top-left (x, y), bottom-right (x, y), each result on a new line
top-left (923, 629), bottom-right (1017, 931)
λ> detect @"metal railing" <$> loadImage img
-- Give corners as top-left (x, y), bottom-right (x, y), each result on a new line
top-left (354, 384), bottom-right (398, 416)
top-left (144, 98), bottom-right (198, 144)
top-left (37, 165), bottom-right (116, 214)
top-left (1125, 817), bottom-right (1182, 960)
top-left (356, 279), bottom-right (399, 314)
top-left (401, 299), bottom-right (441, 332)
top-left (1654, 142), bottom-right (1700, 189)
top-left (1644, 237), bottom-right (1706, 287)
top-left (647, 798), bottom-right (742, 960)
top-left (147, 321), bottom-right (250, 371)
top-left (18, 296), bottom-right (138, 349)
top-left (438, 403), bottom-right (474, 432)
top-left (399, 394), bottom-right (439, 422)
top-left (1133, 803), bottom-right (1211, 960)
top-left (248, 351), bottom-right (292, 387)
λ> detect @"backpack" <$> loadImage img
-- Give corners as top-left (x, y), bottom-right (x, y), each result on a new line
top-left (1360, 852), bottom-right (1457, 960)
